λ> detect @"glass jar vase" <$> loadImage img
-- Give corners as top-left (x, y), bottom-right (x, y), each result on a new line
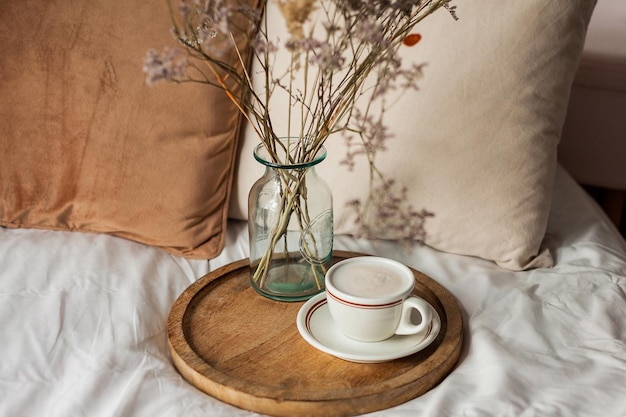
top-left (248, 140), bottom-right (333, 302)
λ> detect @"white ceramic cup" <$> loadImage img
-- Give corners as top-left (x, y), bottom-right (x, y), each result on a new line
top-left (325, 257), bottom-right (432, 342)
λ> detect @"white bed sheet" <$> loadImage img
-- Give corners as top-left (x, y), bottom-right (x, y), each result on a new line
top-left (1, 165), bottom-right (625, 417)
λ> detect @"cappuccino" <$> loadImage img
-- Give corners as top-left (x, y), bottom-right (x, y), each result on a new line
top-left (330, 263), bottom-right (406, 298)
top-left (324, 256), bottom-right (432, 342)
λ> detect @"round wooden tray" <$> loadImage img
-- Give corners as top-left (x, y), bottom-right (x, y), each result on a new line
top-left (167, 251), bottom-right (464, 417)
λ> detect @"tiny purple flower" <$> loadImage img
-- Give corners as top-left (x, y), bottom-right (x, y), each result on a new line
top-left (143, 47), bottom-right (187, 86)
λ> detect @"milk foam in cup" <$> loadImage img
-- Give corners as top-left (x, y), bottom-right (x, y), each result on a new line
top-left (325, 257), bottom-right (432, 342)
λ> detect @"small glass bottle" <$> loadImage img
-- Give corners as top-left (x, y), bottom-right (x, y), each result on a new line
top-left (248, 140), bottom-right (333, 302)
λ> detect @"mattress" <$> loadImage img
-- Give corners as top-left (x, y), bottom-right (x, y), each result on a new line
top-left (1, 165), bottom-right (625, 417)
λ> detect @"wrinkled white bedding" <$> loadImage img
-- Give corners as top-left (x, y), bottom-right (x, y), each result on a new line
top-left (1, 166), bottom-right (625, 417)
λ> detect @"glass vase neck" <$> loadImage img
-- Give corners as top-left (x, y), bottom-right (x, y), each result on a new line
top-left (253, 139), bottom-right (327, 170)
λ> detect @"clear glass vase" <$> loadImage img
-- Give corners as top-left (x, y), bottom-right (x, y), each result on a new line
top-left (248, 140), bottom-right (333, 302)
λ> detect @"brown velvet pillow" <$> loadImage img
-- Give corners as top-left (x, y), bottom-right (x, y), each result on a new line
top-left (0, 1), bottom-right (252, 258)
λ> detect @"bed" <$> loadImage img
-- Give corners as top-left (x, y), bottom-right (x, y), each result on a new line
top-left (2, 165), bottom-right (626, 416)
top-left (1, 0), bottom-right (625, 416)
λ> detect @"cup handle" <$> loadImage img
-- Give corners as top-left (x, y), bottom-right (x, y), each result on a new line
top-left (395, 296), bottom-right (432, 336)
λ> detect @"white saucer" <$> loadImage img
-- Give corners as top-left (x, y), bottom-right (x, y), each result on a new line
top-left (296, 292), bottom-right (441, 363)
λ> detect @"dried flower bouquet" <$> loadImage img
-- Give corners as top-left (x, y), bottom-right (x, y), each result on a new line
top-left (144, 0), bottom-right (457, 290)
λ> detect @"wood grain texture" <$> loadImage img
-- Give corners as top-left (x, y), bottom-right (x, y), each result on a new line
top-left (167, 251), bottom-right (464, 417)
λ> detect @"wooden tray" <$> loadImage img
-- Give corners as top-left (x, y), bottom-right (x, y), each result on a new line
top-left (168, 251), bottom-right (464, 417)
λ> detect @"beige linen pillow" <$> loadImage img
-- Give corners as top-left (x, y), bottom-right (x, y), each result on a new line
top-left (229, 0), bottom-right (596, 269)
top-left (0, 0), bottom-right (256, 259)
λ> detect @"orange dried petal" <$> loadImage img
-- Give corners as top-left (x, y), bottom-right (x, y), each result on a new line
top-left (403, 33), bottom-right (422, 46)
